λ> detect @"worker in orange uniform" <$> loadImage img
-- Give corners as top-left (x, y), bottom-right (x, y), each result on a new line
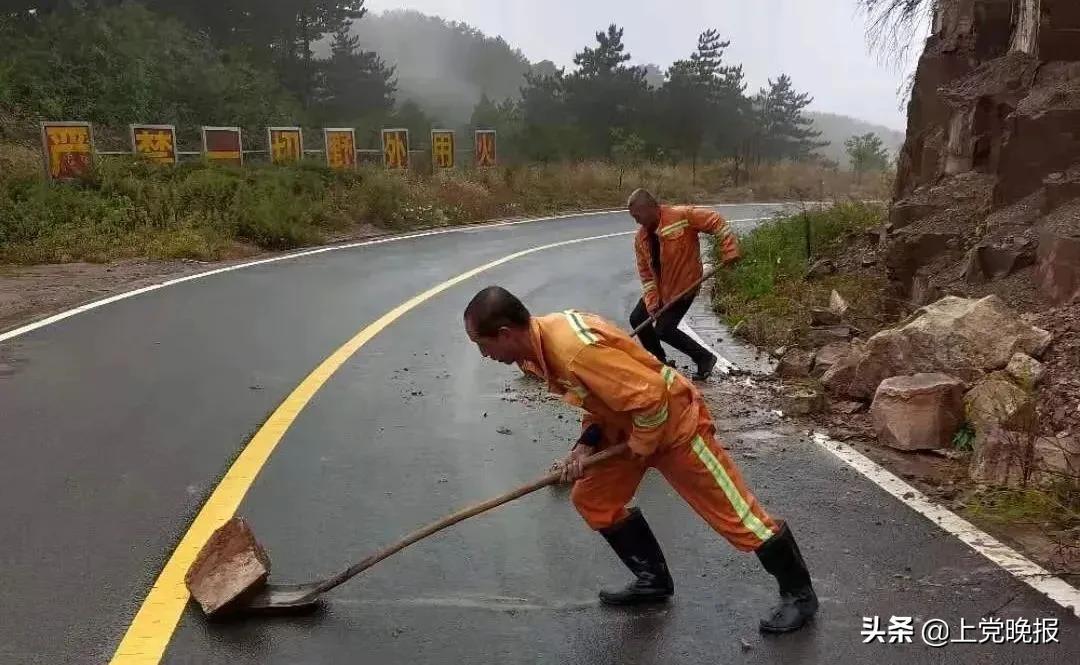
top-left (464, 286), bottom-right (818, 634)
top-left (628, 189), bottom-right (740, 381)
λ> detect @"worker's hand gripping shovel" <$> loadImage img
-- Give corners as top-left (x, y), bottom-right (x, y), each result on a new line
top-left (186, 444), bottom-right (629, 617)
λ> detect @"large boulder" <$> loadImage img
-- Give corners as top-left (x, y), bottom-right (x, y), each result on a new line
top-left (870, 373), bottom-right (966, 451)
top-left (964, 373), bottom-right (1037, 434)
top-left (833, 296), bottom-right (1052, 400)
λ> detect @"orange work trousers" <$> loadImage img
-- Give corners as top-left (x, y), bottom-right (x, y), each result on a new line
top-left (571, 423), bottom-right (778, 553)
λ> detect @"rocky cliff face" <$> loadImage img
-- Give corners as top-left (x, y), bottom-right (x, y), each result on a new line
top-left (889, 0), bottom-right (1080, 308)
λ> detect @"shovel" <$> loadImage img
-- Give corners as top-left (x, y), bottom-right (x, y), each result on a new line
top-left (187, 266), bottom-right (720, 617)
top-left (187, 444), bottom-right (628, 616)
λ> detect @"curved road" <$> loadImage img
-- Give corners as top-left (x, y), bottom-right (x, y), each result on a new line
top-left (0, 206), bottom-right (1076, 664)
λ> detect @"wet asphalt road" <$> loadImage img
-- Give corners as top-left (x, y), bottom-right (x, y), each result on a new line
top-left (1, 205), bottom-right (1077, 664)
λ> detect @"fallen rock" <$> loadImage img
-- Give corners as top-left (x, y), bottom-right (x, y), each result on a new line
top-left (776, 349), bottom-right (814, 379)
top-left (969, 426), bottom-right (1029, 487)
top-left (1005, 353), bottom-right (1045, 390)
top-left (185, 517), bottom-right (271, 615)
top-left (781, 384), bottom-right (827, 416)
top-left (909, 274), bottom-right (944, 309)
top-left (1042, 168), bottom-right (1080, 213)
top-left (1035, 227), bottom-right (1080, 305)
top-left (812, 341), bottom-right (852, 378)
top-left (964, 374), bottom-right (1037, 435)
top-left (870, 374), bottom-right (966, 451)
top-left (831, 400), bottom-right (867, 415)
top-left (829, 290), bottom-right (850, 316)
top-left (821, 340), bottom-right (868, 396)
top-left (810, 308), bottom-right (841, 326)
top-left (806, 259), bottom-right (836, 280)
top-left (836, 296), bottom-right (1052, 400)
top-left (807, 326), bottom-right (851, 347)
top-left (962, 243), bottom-right (1037, 284)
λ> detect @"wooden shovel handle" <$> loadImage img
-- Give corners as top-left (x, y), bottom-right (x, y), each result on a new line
top-left (313, 443), bottom-right (630, 595)
top-left (629, 266), bottom-right (717, 338)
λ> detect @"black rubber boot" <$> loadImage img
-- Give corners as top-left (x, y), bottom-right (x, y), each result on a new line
top-left (598, 508), bottom-right (675, 606)
top-left (692, 354), bottom-right (718, 381)
top-left (755, 522), bottom-right (818, 634)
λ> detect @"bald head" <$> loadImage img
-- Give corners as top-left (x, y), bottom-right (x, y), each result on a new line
top-left (627, 188), bottom-right (657, 208)
top-left (464, 286), bottom-right (530, 336)
top-left (464, 286), bottom-right (533, 365)
top-left (628, 188), bottom-right (661, 230)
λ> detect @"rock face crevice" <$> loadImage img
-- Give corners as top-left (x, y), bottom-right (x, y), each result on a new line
top-left (891, 0), bottom-right (1080, 306)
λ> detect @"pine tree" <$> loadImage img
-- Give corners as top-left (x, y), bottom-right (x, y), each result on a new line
top-left (316, 22), bottom-right (396, 123)
top-left (749, 74), bottom-right (826, 163)
top-left (563, 24), bottom-right (649, 157)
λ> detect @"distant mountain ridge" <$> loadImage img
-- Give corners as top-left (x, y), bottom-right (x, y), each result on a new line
top-left (806, 111), bottom-right (905, 167)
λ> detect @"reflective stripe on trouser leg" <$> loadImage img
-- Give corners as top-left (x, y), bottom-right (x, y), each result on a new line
top-left (655, 432), bottom-right (778, 551)
top-left (570, 451), bottom-right (649, 530)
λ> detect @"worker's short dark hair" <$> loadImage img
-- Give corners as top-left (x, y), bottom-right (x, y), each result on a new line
top-left (465, 286), bottom-right (531, 336)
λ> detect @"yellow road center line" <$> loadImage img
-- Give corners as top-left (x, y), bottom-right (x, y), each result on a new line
top-left (110, 230), bottom-right (632, 664)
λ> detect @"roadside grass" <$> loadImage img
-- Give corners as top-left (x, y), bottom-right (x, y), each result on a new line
top-left (711, 202), bottom-right (890, 349)
top-left (0, 138), bottom-right (892, 265)
top-left (964, 485), bottom-right (1080, 535)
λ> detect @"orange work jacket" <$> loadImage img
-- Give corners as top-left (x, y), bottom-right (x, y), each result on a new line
top-left (635, 205), bottom-right (740, 312)
top-left (526, 310), bottom-right (703, 456)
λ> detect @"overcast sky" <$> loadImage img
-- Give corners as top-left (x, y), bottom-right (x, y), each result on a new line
top-left (366, 0), bottom-right (927, 130)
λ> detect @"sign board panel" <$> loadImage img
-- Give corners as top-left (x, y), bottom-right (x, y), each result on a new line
top-left (324, 128), bottom-right (357, 170)
top-left (382, 128), bottom-right (410, 170)
top-left (131, 124), bottom-right (178, 165)
top-left (475, 129), bottom-right (497, 167)
top-left (268, 127), bottom-right (303, 164)
top-left (431, 129), bottom-right (456, 169)
top-left (41, 121), bottom-right (93, 181)
top-left (201, 127), bottom-right (243, 166)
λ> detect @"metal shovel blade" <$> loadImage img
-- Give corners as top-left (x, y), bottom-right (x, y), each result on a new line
top-left (240, 582), bottom-right (324, 614)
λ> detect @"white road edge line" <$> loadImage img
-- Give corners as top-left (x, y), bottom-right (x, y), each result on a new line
top-left (683, 329), bottom-right (1080, 619)
top-left (677, 321), bottom-right (738, 374)
top-left (0, 204), bottom-right (792, 344)
top-left (812, 431), bottom-right (1075, 617)
top-left (812, 432), bottom-right (1080, 619)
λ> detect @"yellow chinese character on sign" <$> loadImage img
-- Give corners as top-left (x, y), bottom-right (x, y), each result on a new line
top-left (325, 130), bottom-right (356, 170)
top-left (432, 131), bottom-right (455, 169)
top-left (132, 126), bottom-right (178, 164)
top-left (383, 129), bottom-right (409, 169)
top-left (475, 130), bottom-right (497, 167)
top-left (42, 122), bottom-right (93, 180)
top-left (269, 128), bottom-right (302, 164)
